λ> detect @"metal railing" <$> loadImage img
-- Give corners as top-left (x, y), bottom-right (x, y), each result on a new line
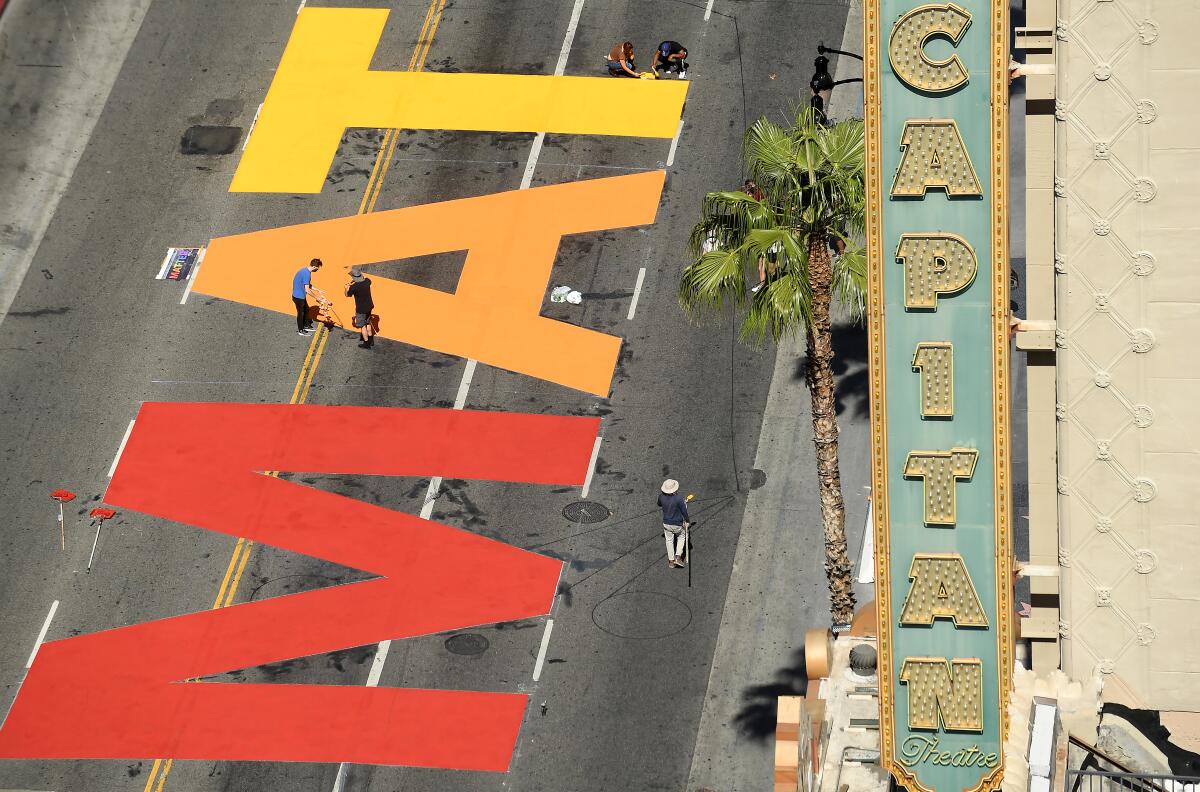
top-left (1066, 770), bottom-right (1200, 792)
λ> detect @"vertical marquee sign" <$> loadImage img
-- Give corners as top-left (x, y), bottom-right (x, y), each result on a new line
top-left (865, 0), bottom-right (1012, 790)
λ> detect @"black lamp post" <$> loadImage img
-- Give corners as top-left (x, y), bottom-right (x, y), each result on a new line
top-left (815, 41), bottom-right (865, 88)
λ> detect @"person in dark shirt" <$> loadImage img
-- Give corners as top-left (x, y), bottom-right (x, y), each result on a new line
top-left (344, 268), bottom-right (376, 349)
top-left (657, 478), bottom-right (691, 568)
top-left (653, 41), bottom-right (688, 78)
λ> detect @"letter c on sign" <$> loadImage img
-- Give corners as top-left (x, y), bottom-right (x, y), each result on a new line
top-left (888, 3), bottom-right (972, 93)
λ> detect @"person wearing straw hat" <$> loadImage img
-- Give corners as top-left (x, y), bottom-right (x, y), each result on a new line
top-left (344, 267), bottom-right (376, 349)
top-left (657, 479), bottom-right (690, 569)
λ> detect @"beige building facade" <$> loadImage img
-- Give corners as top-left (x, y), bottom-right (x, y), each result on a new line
top-left (1021, 0), bottom-right (1200, 725)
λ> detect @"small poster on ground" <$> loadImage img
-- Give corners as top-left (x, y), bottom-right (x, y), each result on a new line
top-left (156, 247), bottom-right (202, 281)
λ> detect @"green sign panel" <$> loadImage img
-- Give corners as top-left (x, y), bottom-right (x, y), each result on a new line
top-left (864, 1), bottom-right (1013, 791)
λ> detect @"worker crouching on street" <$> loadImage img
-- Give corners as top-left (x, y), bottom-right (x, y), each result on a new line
top-left (653, 41), bottom-right (688, 78)
top-left (607, 41), bottom-right (641, 77)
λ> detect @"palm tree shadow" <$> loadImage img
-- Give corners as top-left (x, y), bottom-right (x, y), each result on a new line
top-left (792, 323), bottom-right (870, 419)
top-left (732, 648), bottom-right (810, 742)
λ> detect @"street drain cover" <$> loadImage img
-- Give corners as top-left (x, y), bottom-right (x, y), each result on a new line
top-left (563, 501), bottom-right (610, 523)
top-left (444, 632), bottom-right (489, 656)
top-left (180, 125), bottom-right (242, 155)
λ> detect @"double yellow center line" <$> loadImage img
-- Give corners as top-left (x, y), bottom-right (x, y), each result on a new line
top-left (140, 3), bottom-right (445, 790)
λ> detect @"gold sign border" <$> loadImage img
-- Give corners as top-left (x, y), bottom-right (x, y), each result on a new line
top-left (866, 0), bottom-right (1012, 788)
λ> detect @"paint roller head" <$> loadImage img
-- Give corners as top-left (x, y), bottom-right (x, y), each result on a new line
top-left (686, 494), bottom-right (694, 501)
top-left (50, 489), bottom-right (76, 503)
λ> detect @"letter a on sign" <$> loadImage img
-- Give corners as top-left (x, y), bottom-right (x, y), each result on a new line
top-left (194, 173), bottom-right (662, 396)
top-left (890, 120), bottom-right (982, 197)
top-left (0, 403), bottom-right (597, 769)
top-left (233, 7), bottom-right (688, 193)
top-left (899, 554), bottom-right (989, 627)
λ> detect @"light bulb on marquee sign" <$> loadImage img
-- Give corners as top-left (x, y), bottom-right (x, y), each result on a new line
top-left (865, 0), bottom-right (1013, 790)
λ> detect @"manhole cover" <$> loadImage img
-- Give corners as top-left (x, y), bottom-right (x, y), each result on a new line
top-left (444, 632), bottom-right (489, 656)
top-left (563, 501), bottom-right (610, 523)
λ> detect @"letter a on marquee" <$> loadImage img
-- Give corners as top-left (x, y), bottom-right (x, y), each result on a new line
top-left (890, 120), bottom-right (982, 197)
top-left (899, 553), bottom-right (989, 627)
top-left (195, 173), bottom-right (662, 396)
top-left (233, 7), bottom-right (688, 193)
top-left (0, 402), bottom-right (597, 769)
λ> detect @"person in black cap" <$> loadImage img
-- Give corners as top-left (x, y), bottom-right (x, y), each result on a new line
top-left (344, 268), bottom-right (376, 349)
top-left (653, 41), bottom-right (688, 78)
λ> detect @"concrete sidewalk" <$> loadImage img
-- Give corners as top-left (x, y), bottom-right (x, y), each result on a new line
top-left (685, 5), bottom-right (871, 789)
top-left (0, 0), bottom-right (151, 327)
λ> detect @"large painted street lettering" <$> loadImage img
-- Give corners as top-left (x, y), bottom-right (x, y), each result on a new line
top-left (233, 7), bottom-right (688, 193)
top-left (196, 173), bottom-right (665, 396)
top-left (0, 404), bottom-right (597, 767)
top-left (0, 0), bottom-right (684, 774)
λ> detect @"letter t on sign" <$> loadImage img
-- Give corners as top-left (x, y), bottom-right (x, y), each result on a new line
top-left (903, 448), bottom-right (978, 526)
top-left (232, 7), bottom-right (688, 193)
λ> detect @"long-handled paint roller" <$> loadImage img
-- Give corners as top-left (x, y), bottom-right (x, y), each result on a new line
top-left (684, 493), bottom-right (695, 588)
top-left (49, 489), bottom-right (75, 550)
top-left (86, 508), bottom-right (117, 572)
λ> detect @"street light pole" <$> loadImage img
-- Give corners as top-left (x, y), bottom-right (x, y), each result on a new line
top-left (817, 41), bottom-right (863, 61)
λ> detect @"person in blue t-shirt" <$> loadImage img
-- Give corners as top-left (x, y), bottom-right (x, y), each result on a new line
top-left (291, 258), bottom-right (322, 335)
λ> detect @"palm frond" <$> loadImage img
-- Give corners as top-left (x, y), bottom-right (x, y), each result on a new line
top-left (832, 243), bottom-right (867, 323)
top-left (741, 271), bottom-right (812, 344)
top-left (678, 248), bottom-right (750, 318)
top-left (680, 102), bottom-right (867, 342)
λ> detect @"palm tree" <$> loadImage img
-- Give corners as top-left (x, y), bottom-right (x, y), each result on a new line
top-left (679, 106), bottom-right (866, 626)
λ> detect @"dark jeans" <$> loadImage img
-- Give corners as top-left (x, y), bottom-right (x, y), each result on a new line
top-left (292, 296), bottom-right (310, 331)
top-left (607, 59), bottom-right (636, 77)
top-left (658, 57), bottom-right (685, 74)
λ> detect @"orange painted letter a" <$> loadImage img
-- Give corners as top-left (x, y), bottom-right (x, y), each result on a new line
top-left (194, 171), bottom-right (664, 396)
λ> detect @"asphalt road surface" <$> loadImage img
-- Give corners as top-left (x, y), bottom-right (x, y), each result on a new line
top-left (0, 1), bottom-right (854, 791)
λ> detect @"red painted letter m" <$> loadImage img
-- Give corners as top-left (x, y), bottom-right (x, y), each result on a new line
top-left (0, 403), bottom-right (597, 769)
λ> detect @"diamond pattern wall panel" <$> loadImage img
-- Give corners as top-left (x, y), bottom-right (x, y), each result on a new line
top-left (1057, 0), bottom-right (1200, 710)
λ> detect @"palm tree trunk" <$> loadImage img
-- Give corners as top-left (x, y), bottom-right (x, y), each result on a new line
top-left (805, 231), bottom-right (857, 627)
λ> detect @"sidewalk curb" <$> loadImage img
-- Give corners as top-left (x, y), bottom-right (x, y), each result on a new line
top-left (684, 5), bottom-right (866, 789)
